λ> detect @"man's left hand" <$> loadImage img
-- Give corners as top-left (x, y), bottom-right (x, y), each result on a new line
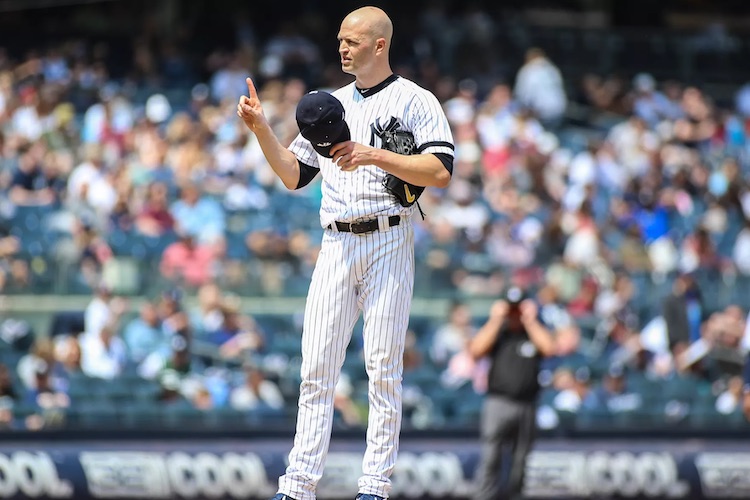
top-left (519, 300), bottom-right (538, 325)
top-left (330, 141), bottom-right (376, 171)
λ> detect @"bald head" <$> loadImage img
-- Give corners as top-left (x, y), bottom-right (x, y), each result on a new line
top-left (337, 6), bottom-right (394, 85)
top-left (343, 6), bottom-right (393, 47)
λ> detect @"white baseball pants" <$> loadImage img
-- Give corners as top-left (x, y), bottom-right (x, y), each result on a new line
top-left (278, 218), bottom-right (414, 500)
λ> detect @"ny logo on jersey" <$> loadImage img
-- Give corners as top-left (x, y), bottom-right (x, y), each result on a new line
top-left (369, 116), bottom-right (401, 147)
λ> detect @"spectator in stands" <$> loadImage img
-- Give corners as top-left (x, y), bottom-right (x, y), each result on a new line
top-left (138, 320), bottom-right (194, 380)
top-left (80, 323), bottom-right (127, 380)
top-left (123, 302), bottom-right (168, 364)
top-left (732, 218), bottom-right (750, 276)
top-left (10, 85), bottom-right (44, 142)
top-left (0, 232), bottom-right (24, 292)
top-left (440, 324), bottom-right (489, 394)
top-left (170, 181), bottom-right (225, 247)
top-left (696, 305), bottom-right (746, 378)
top-left (191, 283), bottom-right (225, 338)
top-left (513, 48), bottom-right (567, 129)
top-left (159, 232), bottom-right (217, 287)
top-left (577, 72), bottom-right (629, 115)
top-left (567, 276), bottom-right (599, 318)
top-left (0, 364), bottom-right (18, 402)
top-left (435, 179), bottom-right (490, 234)
top-left (73, 219), bottom-right (113, 288)
top-left (9, 142), bottom-right (57, 206)
top-left (673, 87), bottom-right (717, 148)
top-left (662, 273), bottom-right (703, 350)
top-left (582, 364), bottom-right (642, 414)
top-left (156, 369), bottom-right (192, 407)
top-left (469, 286), bottom-right (556, 500)
top-left (215, 296), bottom-right (265, 360)
top-left (401, 329), bottom-right (446, 429)
top-left (83, 283), bottom-right (125, 339)
top-left (631, 73), bottom-right (677, 127)
top-left (430, 300), bottom-right (475, 366)
top-left (562, 204), bottom-right (601, 270)
top-left (595, 273), bottom-right (636, 321)
top-left (190, 383), bottom-right (217, 411)
top-left (716, 375), bottom-right (744, 415)
top-left (552, 366), bottom-right (591, 414)
top-left (444, 78), bottom-right (478, 128)
top-left (679, 226), bottom-right (723, 274)
top-left (17, 337), bottom-right (56, 390)
top-left (229, 364), bottom-right (284, 411)
top-left (259, 21), bottom-right (321, 84)
top-left (607, 115), bottom-right (659, 182)
top-left (51, 335), bottom-right (82, 393)
top-left (134, 181), bottom-right (175, 237)
top-left (24, 359), bottom-right (69, 430)
top-left (66, 143), bottom-right (116, 219)
top-left (539, 285), bottom-right (586, 372)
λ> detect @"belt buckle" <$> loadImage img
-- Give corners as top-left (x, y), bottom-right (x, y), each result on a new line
top-left (350, 218), bottom-right (374, 234)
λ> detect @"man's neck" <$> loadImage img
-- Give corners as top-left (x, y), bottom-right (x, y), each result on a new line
top-left (355, 68), bottom-right (394, 89)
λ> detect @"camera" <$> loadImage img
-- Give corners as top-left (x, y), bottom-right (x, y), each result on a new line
top-left (505, 286), bottom-right (526, 311)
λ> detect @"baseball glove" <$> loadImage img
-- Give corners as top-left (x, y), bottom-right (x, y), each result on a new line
top-left (380, 130), bottom-right (425, 209)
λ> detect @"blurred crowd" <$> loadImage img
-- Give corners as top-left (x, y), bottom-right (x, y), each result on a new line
top-left (1, 11), bottom-right (750, 431)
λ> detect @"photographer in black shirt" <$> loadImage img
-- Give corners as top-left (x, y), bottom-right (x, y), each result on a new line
top-left (469, 286), bottom-right (556, 500)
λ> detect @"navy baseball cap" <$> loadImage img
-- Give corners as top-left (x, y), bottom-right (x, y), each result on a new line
top-left (296, 91), bottom-right (350, 158)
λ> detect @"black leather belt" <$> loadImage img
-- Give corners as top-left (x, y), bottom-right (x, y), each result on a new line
top-left (328, 215), bottom-right (401, 234)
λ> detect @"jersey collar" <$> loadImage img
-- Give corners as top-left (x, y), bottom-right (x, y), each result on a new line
top-left (355, 74), bottom-right (398, 98)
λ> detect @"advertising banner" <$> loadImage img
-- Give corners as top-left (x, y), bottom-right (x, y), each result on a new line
top-left (0, 439), bottom-right (748, 499)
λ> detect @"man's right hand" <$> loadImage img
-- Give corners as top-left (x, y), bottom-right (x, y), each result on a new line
top-left (237, 77), bottom-right (267, 133)
top-left (489, 300), bottom-right (510, 321)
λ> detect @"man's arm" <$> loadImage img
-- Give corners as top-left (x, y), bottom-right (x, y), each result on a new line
top-left (238, 78), bottom-right (301, 190)
top-left (469, 300), bottom-right (508, 359)
top-left (520, 300), bottom-right (557, 357)
top-left (330, 142), bottom-right (450, 188)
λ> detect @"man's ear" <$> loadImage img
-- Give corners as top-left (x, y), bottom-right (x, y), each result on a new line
top-left (376, 38), bottom-right (387, 55)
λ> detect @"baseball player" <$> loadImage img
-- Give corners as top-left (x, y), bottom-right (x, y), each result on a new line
top-left (237, 6), bottom-right (454, 500)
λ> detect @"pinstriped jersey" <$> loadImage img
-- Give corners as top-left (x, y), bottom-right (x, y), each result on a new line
top-left (289, 75), bottom-right (454, 228)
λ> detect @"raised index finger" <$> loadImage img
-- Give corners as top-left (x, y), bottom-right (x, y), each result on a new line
top-left (246, 77), bottom-right (258, 99)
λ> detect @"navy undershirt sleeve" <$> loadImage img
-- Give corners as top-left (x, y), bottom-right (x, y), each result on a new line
top-left (432, 153), bottom-right (454, 175)
top-left (295, 161), bottom-right (320, 189)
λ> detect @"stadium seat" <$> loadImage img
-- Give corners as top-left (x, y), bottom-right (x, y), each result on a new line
top-left (689, 399), bottom-right (723, 428)
top-left (120, 401), bottom-right (163, 428)
top-left (69, 401), bottom-right (120, 428)
top-left (575, 406), bottom-right (612, 431)
top-left (162, 403), bottom-right (204, 428)
top-left (451, 391), bottom-right (483, 426)
top-left (203, 406), bottom-right (245, 429)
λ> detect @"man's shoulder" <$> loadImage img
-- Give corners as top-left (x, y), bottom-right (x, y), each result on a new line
top-left (330, 82), bottom-right (355, 100)
top-left (393, 76), bottom-right (438, 99)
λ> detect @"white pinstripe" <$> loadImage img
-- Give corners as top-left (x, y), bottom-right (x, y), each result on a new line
top-left (278, 75), bottom-right (452, 500)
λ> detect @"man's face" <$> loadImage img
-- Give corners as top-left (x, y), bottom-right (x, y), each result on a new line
top-left (337, 17), bottom-right (378, 76)
top-left (182, 186), bottom-right (199, 204)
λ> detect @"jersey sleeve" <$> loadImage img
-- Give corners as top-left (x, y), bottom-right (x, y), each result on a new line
top-left (407, 91), bottom-right (455, 157)
top-left (288, 132), bottom-right (320, 169)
